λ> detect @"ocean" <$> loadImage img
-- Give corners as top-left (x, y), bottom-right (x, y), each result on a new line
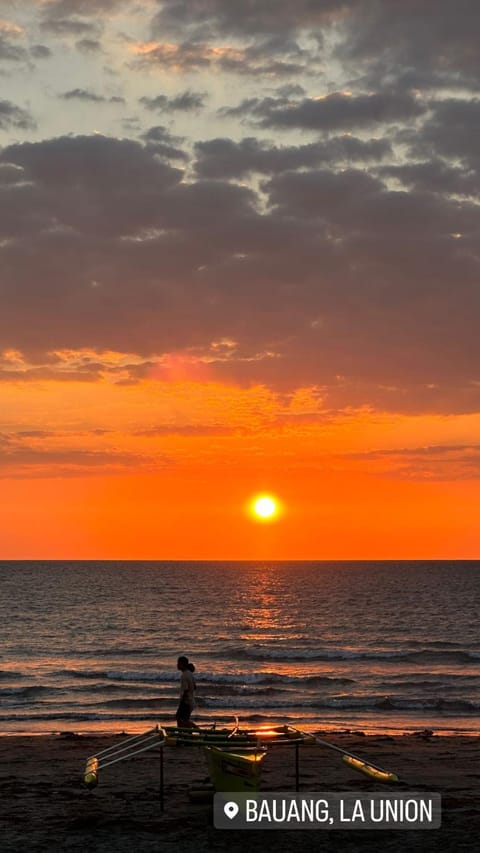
top-left (1, 561), bottom-right (479, 736)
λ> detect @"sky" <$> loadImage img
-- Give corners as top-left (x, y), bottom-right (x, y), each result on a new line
top-left (1, 0), bottom-right (479, 559)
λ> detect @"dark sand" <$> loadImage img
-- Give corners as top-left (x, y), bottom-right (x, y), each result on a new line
top-left (1, 730), bottom-right (479, 852)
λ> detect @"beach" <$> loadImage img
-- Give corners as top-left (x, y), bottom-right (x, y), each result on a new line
top-left (1, 730), bottom-right (479, 852)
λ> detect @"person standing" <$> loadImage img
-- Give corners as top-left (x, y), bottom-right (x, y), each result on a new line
top-left (176, 655), bottom-right (196, 727)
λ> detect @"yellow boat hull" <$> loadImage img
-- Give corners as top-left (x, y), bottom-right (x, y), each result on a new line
top-left (204, 746), bottom-right (266, 793)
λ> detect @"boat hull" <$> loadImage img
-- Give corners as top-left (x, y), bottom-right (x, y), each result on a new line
top-left (204, 746), bottom-right (266, 793)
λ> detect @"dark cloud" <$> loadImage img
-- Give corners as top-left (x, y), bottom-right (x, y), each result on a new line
top-left (0, 134), bottom-right (184, 236)
top-left (0, 162), bottom-right (25, 184)
top-left (38, 0), bottom-right (125, 34)
top-left (140, 125), bottom-right (189, 162)
top-left (146, 1), bottom-right (479, 99)
top-left (0, 33), bottom-right (29, 63)
top-left (263, 168), bottom-right (385, 218)
top-left (221, 91), bottom-right (426, 131)
top-left (378, 162), bottom-right (480, 198)
top-left (140, 125), bottom-right (185, 145)
top-left (75, 38), bottom-right (103, 54)
top-left (14, 430), bottom-right (58, 438)
top-left (194, 136), bottom-right (392, 179)
top-left (149, 1), bottom-right (479, 95)
top-left (406, 99), bottom-right (480, 171)
top-left (60, 88), bottom-right (106, 102)
top-left (345, 445), bottom-right (480, 482)
top-left (150, 0), bottom-right (342, 39)
top-left (30, 44), bottom-right (52, 59)
top-left (40, 0), bottom-right (126, 14)
top-left (337, 0), bottom-right (480, 94)
top-left (0, 100), bottom-right (35, 131)
top-left (0, 444), bottom-right (160, 478)
top-left (0, 1), bottom-right (478, 424)
top-left (274, 84), bottom-right (306, 99)
top-left (1, 128), bottom-right (480, 415)
top-left (140, 90), bottom-right (207, 113)
top-left (41, 17), bottom-right (100, 36)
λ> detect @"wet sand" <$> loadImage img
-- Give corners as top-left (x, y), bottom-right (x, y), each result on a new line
top-left (0, 730), bottom-right (479, 852)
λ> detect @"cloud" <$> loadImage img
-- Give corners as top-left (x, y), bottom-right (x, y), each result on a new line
top-left (148, 0), bottom-right (479, 98)
top-left (40, 16), bottom-right (100, 36)
top-left (131, 39), bottom-right (311, 77)
top-left (150, 0), bottom-right (342, 39)
top-left (194, 135), bottom-right (392, 179)
top-left (38, 0), bottom-right (128, 35)
top-left (0, 444), bottom-right (160, 478)
top-left (0, 31), bottom-right (29, 63)
top-left (140, 125), bottom-right (189, 161)
top-left (344, 444), bottom-right (480, 482)
top-left (378, 161), bottom-right (480, 198)
top-left (75, 38), bottom-right (103, 54)
top-left (0, 28), bottom-right (51, 65)
top-left (60, 88), bottom-right (106, 102)
top-left (221, 91), bottom-right (426, 131)
top-left (1, 131), bottom-right (480, 416)
top-left (36, 0), bottom-right (127, 13)
top-left (0, 346), bottom-right (157, 384)
top-left (134, 424), bottom-right (237, 437)
top-left (59, 90), bottom-right (124, 105)
top-left (140, 89), bottom-right (207, 113)
top-left (0, 100), bottom-right (35, 131)
top-left (405, 99), bottom-right (480, 171)
top-left (0, 21), bottom-right (23, 36)
top-left (30, 44), bottom-right (52, 59)
top-left (337, 0), bottom-right (480, 94)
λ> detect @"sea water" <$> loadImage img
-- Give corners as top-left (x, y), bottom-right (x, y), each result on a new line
top-left (1, 561), bottom-right (479, 735)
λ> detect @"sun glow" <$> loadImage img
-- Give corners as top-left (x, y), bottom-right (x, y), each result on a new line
top-left (250, 494), bottom-right (280, 522)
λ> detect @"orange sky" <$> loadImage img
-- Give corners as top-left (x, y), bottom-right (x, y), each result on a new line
top-left (2, 371), bottom-right (480, 559)
top-left (2, 3), bottom-right (479, 559)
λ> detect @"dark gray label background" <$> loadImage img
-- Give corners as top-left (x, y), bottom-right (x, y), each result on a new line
top-left (214, 792), bottom-right (442, 830)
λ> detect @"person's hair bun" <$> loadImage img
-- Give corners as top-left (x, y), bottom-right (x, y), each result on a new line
top-left (187, 663), bottom-right (195, 672)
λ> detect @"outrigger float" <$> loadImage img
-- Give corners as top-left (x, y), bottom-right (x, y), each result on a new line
top-left (83, 720), bottom-right (399, 806)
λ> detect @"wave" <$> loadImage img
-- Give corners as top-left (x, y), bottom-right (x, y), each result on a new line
top-left (0, 670), bottom-right (27, 680)
top-left (200, 695), bottom-right (480, 713)
top-left (91, 697), bottom-right (174, 709)
top-left (52, 669), bottom-right (168, 682)
top-left (224, 646), bottom-right (480, 664)
top-left (0, 685), bottom-right (63, 699)
top-left (52, 668), bottom-right (356, 686)
top-left (74, 646), bottom-right (157, 657)
top-left (404, 640), bottom-right (465, 649)
top-left (0, 712), bottom-right (172, 722)
top-left (1, 695), bottom-right (479, 722)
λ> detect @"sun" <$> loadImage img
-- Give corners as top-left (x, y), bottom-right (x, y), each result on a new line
top-left (250, 494), bottom-right (281, 522)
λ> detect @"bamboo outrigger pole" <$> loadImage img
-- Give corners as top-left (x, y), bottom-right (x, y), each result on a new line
top-left (314, 736), bottom-right (399, 783)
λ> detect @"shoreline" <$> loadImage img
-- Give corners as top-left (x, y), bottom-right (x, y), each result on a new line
top-left (1, 730), bottom-right (478, 852)
top-left (1, 726), bottom-right (480, 738)
top-left (1, 717), bottom-right (480, 738)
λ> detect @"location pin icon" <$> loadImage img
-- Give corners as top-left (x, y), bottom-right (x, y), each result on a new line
top-left (224, 801), bottom-right (239, 820)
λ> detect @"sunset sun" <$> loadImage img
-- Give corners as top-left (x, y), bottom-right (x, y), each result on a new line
top-left (250, 495), bottom-right (280, 522)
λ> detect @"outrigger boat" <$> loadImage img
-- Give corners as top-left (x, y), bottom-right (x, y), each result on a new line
top-left (83, 719), bottom-right (399, 799)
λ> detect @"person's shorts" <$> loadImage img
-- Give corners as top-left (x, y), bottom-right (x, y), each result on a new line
top-left (176, 701), bottom-right (192, 723)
